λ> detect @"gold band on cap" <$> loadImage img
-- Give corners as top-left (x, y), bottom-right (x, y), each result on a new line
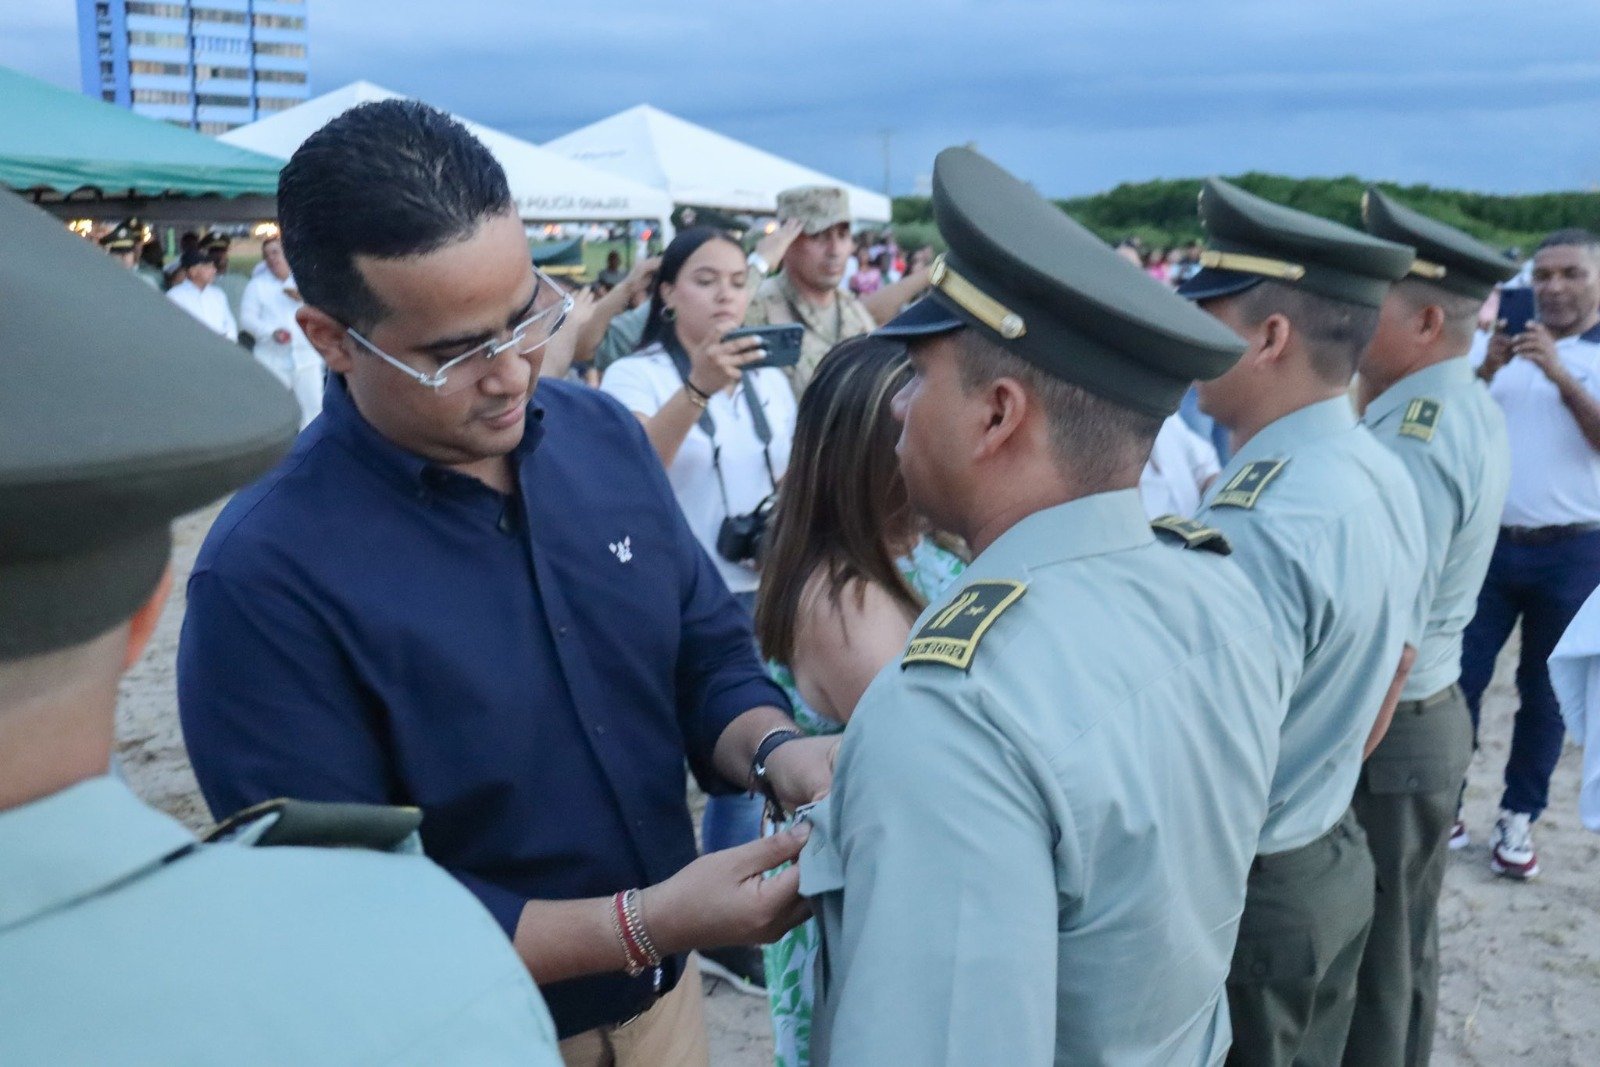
top-left (928, 254), bottom-right (1026, 339)
top-left (1408, 258), bottom-right (1447, 280)
top-left (1199, 250), bottom-right (1307, 282)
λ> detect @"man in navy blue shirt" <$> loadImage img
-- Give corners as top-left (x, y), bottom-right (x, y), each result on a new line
top-left (177, 101), bottom-right (834, 1060)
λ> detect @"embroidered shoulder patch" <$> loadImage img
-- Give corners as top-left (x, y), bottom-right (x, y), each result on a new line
top-left (1150, 515), bottom-right (1232, 555)
top-left (1210, 459), bottom-right (1288, 509)
top-left (1398, 398), bottom-right (1442, 443)
top-left (902, 580), bottom-right (1027, 671)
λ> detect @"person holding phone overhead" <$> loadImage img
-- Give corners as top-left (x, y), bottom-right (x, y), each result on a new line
top-left (601, 227), bottom-right (799, 994)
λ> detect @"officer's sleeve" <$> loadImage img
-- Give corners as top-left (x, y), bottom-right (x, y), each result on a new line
top-left (1200, 513), bottom-right (1312, 692)
top-left (819, 669), bottom-right (1060, 1066)
top-left (1395, 449), bottom-right (1457, 648)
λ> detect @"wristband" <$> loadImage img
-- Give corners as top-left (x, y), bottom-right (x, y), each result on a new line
top-left (750, 727), bottom-right (803, 811)
top-left (748, 251), bottom-right (771, 277)
top-left (683, 378), bottom-right (713, 405)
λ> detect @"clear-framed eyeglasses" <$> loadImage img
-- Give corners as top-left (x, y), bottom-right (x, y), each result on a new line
top-left (345, 267), bottom-right (575, 395)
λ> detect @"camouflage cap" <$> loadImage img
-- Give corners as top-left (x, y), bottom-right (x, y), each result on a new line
top-left (776, 185), bottom-right (851, 236)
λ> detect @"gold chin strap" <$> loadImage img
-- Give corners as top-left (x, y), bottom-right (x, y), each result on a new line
top-left (1408, 258), bottom-right (1447, 280)
top-left (1198, 250), bottom-right (1307, 282)
top-left (928, 254), bottom-right (1026, 339)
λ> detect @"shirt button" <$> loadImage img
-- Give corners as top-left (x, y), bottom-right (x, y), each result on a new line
top-left (594, 724), bottom-right (607, 737)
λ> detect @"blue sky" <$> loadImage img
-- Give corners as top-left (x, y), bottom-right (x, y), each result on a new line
top-left (7, 1), bottom-right (1600, 197)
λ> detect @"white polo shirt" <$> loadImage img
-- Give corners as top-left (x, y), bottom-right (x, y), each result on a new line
top-left (167, 279), bottom-right (239, 342)
top-left (1139, 414), bottom-right (1221, 519)
top-left (1475, 324), bottom-right (1600, 527)
top-left (601, 344), bottom-right (795, 594)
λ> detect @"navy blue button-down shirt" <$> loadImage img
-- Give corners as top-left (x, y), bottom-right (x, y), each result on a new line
top-left (177, 375), bottom-right (787, 1037)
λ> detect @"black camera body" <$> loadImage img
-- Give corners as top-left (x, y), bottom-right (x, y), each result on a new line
top-left (716, 494), bottom-right (775, 566)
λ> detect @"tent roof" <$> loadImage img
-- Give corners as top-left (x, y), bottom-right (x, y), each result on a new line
top-left (0, 65), bottom-right (283, 201)
top-left (543, 105), bottom-right (891, 223)
top-left (221, 82), bottom-right (673, 223)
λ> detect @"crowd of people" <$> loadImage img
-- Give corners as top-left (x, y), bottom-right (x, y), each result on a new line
top-left (8, 95), bottom-right (1600, 1067)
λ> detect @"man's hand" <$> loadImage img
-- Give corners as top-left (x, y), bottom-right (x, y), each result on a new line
top-left (1512, 322), bottom-right (1572, 385)
top-left (1479, 329), bottom-right (1514, 381)
top-left (622, 255), bottom-right (662, 306)
top-left (763, 734), bottom-right (840, 811)
top-left (639, 824), bottom-right (813, 954)
top-left (754, 220), bottom-right (804, 273)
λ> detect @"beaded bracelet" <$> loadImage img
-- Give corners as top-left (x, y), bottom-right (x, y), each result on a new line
top-left (611, 892), bottom-right (651, 977)
top-left (611, 889), bottom-right (661, 978)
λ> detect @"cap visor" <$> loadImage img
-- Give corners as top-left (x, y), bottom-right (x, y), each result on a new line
top-left (1176, 268), bottom-right (1263, 302)
top-left (873, 293), bottom-right (967, 339)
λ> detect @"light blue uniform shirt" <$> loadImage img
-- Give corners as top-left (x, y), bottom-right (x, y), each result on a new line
top-left (1362, 357), bottom-right (1510, 699)
top-left (802, 491), bottom-right (1286, 1066)
top-left (1199, 397), bottom-right (1427, 854)
top-left (0, 777), bottom-right (561, 1065)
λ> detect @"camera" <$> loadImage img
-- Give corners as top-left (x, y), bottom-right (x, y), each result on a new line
top-left (716, 494), bottom-right (775, 566)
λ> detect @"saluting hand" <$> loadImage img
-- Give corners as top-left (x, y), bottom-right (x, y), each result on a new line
top-left (754, 219), bottom-right (805, 272)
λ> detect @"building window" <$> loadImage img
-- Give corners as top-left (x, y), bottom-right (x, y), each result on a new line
top-left (129, 31), bottom-right (188, 48)
top-left (102, 90), bottom-right (116, 102)
top-left (192, 8), bottom-right (249, 25)
top-left (196, 92), bottom-right (251, 108)
top-left (198, 121), bottom-right (235, 134)
top-left (253, 14), bottom-right (306, 30)
top-left (131, 60), bottom-right (189, 76)
top-left (127, 2), bottom-right (188, 17)
top-left (193, 35), bottom-right (249, 55)
top-left (254, 41), bottom-right (306, 58)
top-left (255, 69), bottom-right (307, 85)
top-left (258, 96), bottom-right (300, 112)
top-left (133, 88), bottom-right (193, 105)
top-left (196, 64), bottom-right (251, 82)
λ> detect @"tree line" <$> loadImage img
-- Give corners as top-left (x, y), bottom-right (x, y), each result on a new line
top-left (892, 174), bottom-right (1600, 254)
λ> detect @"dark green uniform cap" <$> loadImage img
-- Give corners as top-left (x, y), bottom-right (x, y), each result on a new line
top-left (1177, 177), bottom-right (1414, 308)
top-left (1361, 187), bottom-right (1517, 301)
top-left (876, 147), bottom-right (1248, 417)
top-left (0, 190), bottom-right (297, 660)
top-left (98, 220), bottom-right (140, 253)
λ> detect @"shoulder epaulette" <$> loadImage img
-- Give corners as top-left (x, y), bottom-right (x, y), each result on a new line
top-left (1210, 458), bottom-right (1288, 509)
top-left (1151, 515), bottom-right (1232, 555)
top-left (204, 798), bottom-right (423, 853)
top-left (1398, 397), bottom-right (1442, 443)
top-left (902, 580), bottom-right (1027, 671)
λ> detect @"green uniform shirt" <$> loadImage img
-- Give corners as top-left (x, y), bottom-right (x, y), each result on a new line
top-left (1199, 397), bottom-right (1427, 855)
top-left (802, 490), bottom-right (1286, 1066)
top-left (0, 777), bottom-right (561, 1065)
top-left (1361, 357), bottom-right (1510, 699)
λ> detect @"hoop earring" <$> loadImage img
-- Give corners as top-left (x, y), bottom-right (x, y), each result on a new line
top-left (662, 306), bottom-right (677, 323)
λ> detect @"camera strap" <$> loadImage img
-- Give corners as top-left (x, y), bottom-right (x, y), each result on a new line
top-left (663, 338), bottom-right (777, 518)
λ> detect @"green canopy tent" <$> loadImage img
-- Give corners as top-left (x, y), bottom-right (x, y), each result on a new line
top-left (530, 236), bottom-right (587, 279)
top-left (0, 65), bottom-right (283, 223)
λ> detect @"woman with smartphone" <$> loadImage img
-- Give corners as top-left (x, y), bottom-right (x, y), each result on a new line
top-left (600, 226), bottom-right (799, 993)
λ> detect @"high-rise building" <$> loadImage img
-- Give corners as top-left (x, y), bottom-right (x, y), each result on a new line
top-left (76, 1), bottom-right (310, 135)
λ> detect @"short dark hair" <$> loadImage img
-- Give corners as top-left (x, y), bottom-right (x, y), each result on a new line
top-left (1391, 278), bottom-right (1481, 348)
top-left (954, 331), bottom-right (1161, 490)
top-left (1230, 280), bottom-right (1381, 385)
top-left (1538, 228), bottom-right (1600, 256)
top-left (277, 100), bottom-right (513, 330)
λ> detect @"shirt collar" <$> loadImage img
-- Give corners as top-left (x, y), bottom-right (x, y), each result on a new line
top-left (1578, 321), bottom-right (1600, 344)
top-left (0, 777), bottom-right (196, 933)
top-left (1230, 395), bottom-right (1355, 469)
top-left (321, 373), bottom-right (547, 493)
top-left (1363, 356), bottom-right (1474, 426)
top-left (976, 488), bottom-right (1154, 569)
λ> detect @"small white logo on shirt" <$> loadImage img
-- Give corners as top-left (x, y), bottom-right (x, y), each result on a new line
top-left (609, 537), bottom-right (632, 563)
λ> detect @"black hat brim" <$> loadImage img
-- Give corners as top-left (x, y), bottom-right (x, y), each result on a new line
top-left (873, 292), bottom-right (966, 339)
top-left (1176, 267), bottom-right (1263, 303)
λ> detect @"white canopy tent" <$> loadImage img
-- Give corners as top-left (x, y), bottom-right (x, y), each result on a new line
top-left (543, 105), bottom-right (892, 224)
top-left (221, 82), bottom-right (674, 226)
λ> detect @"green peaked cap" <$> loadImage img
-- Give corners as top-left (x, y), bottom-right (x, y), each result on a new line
top-left (1361, 187), bottom-right (1517, 301)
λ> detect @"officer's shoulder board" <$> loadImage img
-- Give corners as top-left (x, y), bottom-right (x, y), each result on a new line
top-left (1209, 458), bottom-right (1288, 509)
top-left (1150, 515), bottom-right (1232, 555)
top-left (1397, 397), bottom-right (1442, 443)
top-left (903, 579), bottom-right (1027, 671)
top-left (204, 798), bottom-right (423, 853)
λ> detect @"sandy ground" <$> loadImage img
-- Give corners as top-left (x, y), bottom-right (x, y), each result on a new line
top-left (120, 505), bottom-right (1598, 1066)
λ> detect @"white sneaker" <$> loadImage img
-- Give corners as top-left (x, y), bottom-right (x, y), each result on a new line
top-left (1489, 809), bottom-right (1540, 880)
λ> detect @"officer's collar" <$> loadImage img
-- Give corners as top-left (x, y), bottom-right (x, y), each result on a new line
top-left (1231, 395), bottom-right (1354, 467)
top-left (1363, 356), bottom-right (1474, 426)
top-left (0, 777), bottom-right (195, 934)
top-left (974, 489), bottom-right (1153, 569)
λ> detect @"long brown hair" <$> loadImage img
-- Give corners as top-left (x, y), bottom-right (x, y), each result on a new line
top-left (755, 335), bottom-right (922, 665)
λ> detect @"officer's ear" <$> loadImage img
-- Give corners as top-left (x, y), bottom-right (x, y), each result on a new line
top-left (973, 374), bottom-right (1030, 459)
top-left (1253, 312), bottom-right (1294, 368)
top-left (1417, 303), bottom-right (1448, 345)
top-left (297, 304), bottom-right (356, 375)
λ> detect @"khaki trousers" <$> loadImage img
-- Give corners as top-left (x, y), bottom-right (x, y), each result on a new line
top-left (559, 955), bottom-right (710, 1067)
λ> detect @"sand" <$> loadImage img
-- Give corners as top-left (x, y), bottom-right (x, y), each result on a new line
top-left (118, 504), bottom-right (1598, 1066)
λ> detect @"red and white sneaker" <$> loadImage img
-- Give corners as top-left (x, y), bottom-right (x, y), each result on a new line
top-left (1489, 810), bottom-right (1540, 880)
top-left (1447, 819), bottom-right (1470, 851)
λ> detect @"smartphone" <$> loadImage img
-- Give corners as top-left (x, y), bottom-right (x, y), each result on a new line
top-left (1496, 287), bottom-right (1535, 337)
top-left (722, 324), bottom-right (804, 369)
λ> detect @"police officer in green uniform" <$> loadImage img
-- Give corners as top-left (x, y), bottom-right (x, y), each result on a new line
top-left (1341, 189), bottom-right (1517, 1067)
top-left (0, 188), bottom-right (561, 1064)
top-left (800, 147), bottom-right (1289, 1066)
top-left (1177, 178), bottom-right (1428, 1066)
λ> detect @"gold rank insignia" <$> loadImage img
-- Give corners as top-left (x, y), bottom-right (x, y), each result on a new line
top-left (1398, 397), bottom-right (1442, 443)
top-left (1150, 515), bottom-right (1232, 555)
top-left (903, 580), bottom-right (1027, 671)
top-left (1211, 459), bottom-right (1288, 509)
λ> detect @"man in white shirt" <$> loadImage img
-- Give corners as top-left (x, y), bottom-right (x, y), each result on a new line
top-left (166, 249), bottom-right (239, 343)
top-left (240, 235), bottom-right (323, 427)
top-left (1138, 412), bottom-right (1221, 518)
top-left (1461, 228), bottom-right (1600, 880)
